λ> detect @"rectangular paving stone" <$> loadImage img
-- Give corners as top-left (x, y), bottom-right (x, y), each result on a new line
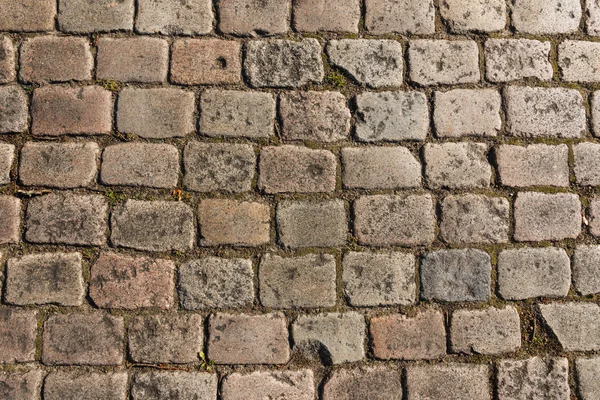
top-left (496, 144), bottom-right (570, 188)
top-left (294, 0), bottom-right (360, 32)
top-left (591, 197), bottom-right (600, 236)
top-left (44, 372), bottom-right (128, 400)
top-left (424, 143), bottom-right (492, 189)
top-left (0, 143), bottom-right (14, 185)
top-left (539, 302), bottom-right (600, 351)
top-left (593, 92), bottom-right (600, 137)
top-left (409, 40), bottom-right (480, 85)
top-left (512, 0), bottom-right (581, 34)
top-left (440, 0), bottom-right (506, 32)
top-left (132, 372), bottom-right (217, 400)
top-left (0, 309), bottom-right (37, 363)
top-left (58, 0), bottom-right (134, 32)
top-left (218, 0), bottom-right (290, 35)
top-left (576, 357), bottom-right (600, 400)
top-left (222, 370), bottom-right (314, 400)
top-left (365, 0), bottom-right (435, 34)
top-left (0, 36), bottom-right (15, 83)
top-left (497, 357), bottom-right (569, 400)
top-left (574, 143), bottom-right (600, 186)
top-left (559, 41), bottom-right (600, 83)
top-left (485, 39), bottom-right (553, 82)
top-left (573, 245), bottom-right (600, 295)
top-left (0, 0), bottom-right (56, 31)
top-left (588, 0), bottom-right (600, 35)
top-left (0, 85), bottom-right (28, 133)
top-left (0, 370), bottom-right (43, 400)
top-left (171, 39), bottom-right (241, 85)
top-left (407, 364), bottom-right (490, 400)
top-left (434, 89), bottom-right (501, 137)
top-left (323, 367), bottom-right (402, 400)
top-left (0, 196), bottom-right (20, 244)
top-left (136, 0), bottom-right (213, 35)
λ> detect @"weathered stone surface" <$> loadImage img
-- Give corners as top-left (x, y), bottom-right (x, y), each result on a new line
top-left (559, 41), bottom-right (600, 83)
top-left (171, 39), bottom-right (241, 85)
top-left (497, 357), bottom-right (570, 400)
top-left (365, 0), bottom-right (435, 34)
top-left (323, 367), bottom-right (402, 400)
top-left (573, 245), bottom-right (600, 295)
top-left (512, 0), bottom-right (581, 34)
top-left (58, 0), bottom-right (134, 32)
top-left (0, 143), bottom-right (14, 185)
top-left (591, 197), bottom-right (600, 236)
top-left (90, 252), bottom-right (175, 310)
top-left (0, 0), bottom-right (56, 31)
top-left (539, 303), bottom-right (600, 351)
top-left (421, 249), bottom-right (492, 302)
top-left (111, 200), bottom-right (195, 252)
top-left (132, 372), bottom-right (217, 400)
top-left (0, 309), bottom-right (37, 363)
top-left (343, 251), bottom-right (416, 306)
top-left (407, 364), bottom-right (490, 400)
top-left (222, 370), bottom-right (314, 400)
top-left (485, 39), bottom-right (553, 82)
top-left (0, 370), bottom-right (43, 400)
top-left (136, 0), bottom-right (213, 35)
top-left (497, 144), bottom-right (569, 187)
top-left (409, 40), bottom-right (480, 85)
top-left (218, 0), bottom-right (290, 35)
top-left (440, 0), bottom-right (506, 32)
top-left (293, 312), bottom-right (365, 364)
top-left (179, 257), bottom-right (254, 309)
top-left (434, 89), bottom-right (501, 137)
top-left (576, 357), bottom-right (600, 400)
top-left (294, 0), bottom-right (360, 32)
top-left (0, 85), bottom-right (28, 133)
top-left (0, 196), bottom-right (20, 244)
top-left (259, 253), bottom-right (337, 308)
top-left (44, 372), bottom-right (128, 400)
top-left (497, 247), bottom-right (571, 300)
top-left (355, 194), bottom-right (436, 246)
top-left (0, 36), bottom-right (15, 83)
top-left (588, 0), bottom-right (600, 35)
top-left (371, 310), bottom-right (446, 360)
top-left (245, 39), bottom-right (324, 87)
top-left (327, 40), bottom-right (403, 88)
top-left (424, 143), bottom-right (491, 189)
top-left (574, 142), bottom-right (600, 186)
top-left (184, 142), bottom-right (255, 192)
top-left (26, 194), bottom-right (107, 245)
top-left (355, 91), bottom-right (429, 141)
top-left (97, 37), bottom-right (169, 83)
top-left (208, 313), bottom-right (289, 364)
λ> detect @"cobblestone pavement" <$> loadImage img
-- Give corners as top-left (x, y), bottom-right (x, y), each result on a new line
top-left (1, 0), bottom-right (600, 399)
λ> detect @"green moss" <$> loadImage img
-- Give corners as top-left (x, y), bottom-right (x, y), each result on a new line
top-left (99, 79), bottom-right (122, 92)
top-left (326, 70), bottom-right (347, 88)
top-left (105, 190), bottom-right (127, 205)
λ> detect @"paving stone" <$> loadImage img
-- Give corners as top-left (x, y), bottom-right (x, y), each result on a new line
top-left (0, 143), bottom-right (13, 184)
top-left (497, 144), bottom-right (569, 187)
top-left (0, 196), bottom-right (20, 244)
top-left (0, 309), bottom-right (37, 363)
top-left (129, 314), bottom-right (203, 364)
top-left (42, 313), bottom-right (124, 365)
top-left (590, 198), bottom-right (600, 236)
top-left (184, 142), bottom-right (255, 193)
top-left (440, 0), bottom-right (506, 32)
top-left (111, 200), bottom-right (195, 252)
top-left (58, 0), bottom-right (134, 33)
top-left (259, 146), bottom-right (336, 193)
top-left (485, 39), bottom-right (553, 82)
top-left (434, 89), bottom-right (501, 137)
top-left (505, 86), bottom-right (586, 138)
top-left (136, 0), bottom-right (213, 35)
top-left (32, 86), bottom-right (113, 136)
top-left (245, 39), bottom-right (324, 87)
top-left (97, 37), bottom-right (169, 83)
top-left (90, 252), bottom-right (175, 310)
top-left (450, 306), bottom-right (521, 355)
top-left (323, 367), bottom-right (402, 400)
top-left (171, 39), bottom-right (241, 85)
top-left (327, 40), bottom-right (403, 88)
top-left (259, 253), bottom-right (337, 308)
top-left (294, 0), bottom-right (360, 32)
top-left (44, 372), bottom-right (128, 400)
top-left (280, 91), bottom-right (350, 141)
top-left (26, 194), bottom-right (106, 246)
top-left (588, 0), bottom-right (600, 35)
top-left (365, 0), bottom-right (435, 34)
top-left (200, 90), bottom-right (275, 138)
top-left (355, 194), bottom-right (436, 246)
top-left (497, 357), bottom-right (570, 400)
top-left (559, 41), bottom-right (600, 83)
top-left (343, 251), bottom-right (416, 307)
top-left (0, 85), bottom-right (28, 133)
top-left (424, 143), bottom-right (491, 189)
top-left (421, 249), bottom-right (492, 302)
top-left (198, 199), bottom-right (270, 246)
top-left (342, 146), bottom-right (421, 189)
top-left (19, 36), bottom-right (92, 83)
top-left (132, 372), bottom-right (217, 400)
top-left (409, 40), bottom-right (480, 85)
top-left (355, 91), bottom-right (429, 142)
top-left (514, 192), bottom-right (582, 241)
top-left (574, 143), bottom-right (600, 186)
top-left (20, 142), bottom-right (98, 188)
top-left (497, 247), bottom-right (571, 300)
top-left (218, 0), bottom-right (290, 35)
top-left (0, 36), bottom-right (15, 83)
top-left (0, 0), bottom-right (56, 31)
top-left (208, 313), bottom-right (289, 364)
top-left (407, 364), bottom-right (490, 400)
top-left (512, 0), bottom-right (581, 34)
top-left (117, 87), bottom-right (195, 139)
top-left (576, 357), bottom-right (600, 400)
top-left (293, 312), bottom-right (365, 364)
top-left (539, 303), bottom-right (600, 351)
top-left (178, 257), bottom-right (254, 309)
top-left (277, 200), bottom-right (347, 248)
top-left (101, 143), bottom-right (179, 189)
top-left (5, 253), bottom-right (84, 306)
top-left (371, 310), bottom-right (446, 360)
top-left (222, 370), bottom-right (314, 400)
top-left (0, 370), bottom-right (43, 400)
top-left (573, 245), bottom-right (600, 295)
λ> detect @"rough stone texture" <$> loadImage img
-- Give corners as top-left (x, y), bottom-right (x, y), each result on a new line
top-left (424, 143), bottom-right (491, 189)
top-left (539, 303), bottom-right (600, 351)
top-left (26, 194), bottom-right (107, 246)
top-left (370, 310), bottom-right (446, 360)
top-left (218, 0), bottom-right (290, 36)
top-left (420, 249), bottom-right (492, 302)
top-left (0, 36), bottom-right (15, 83)
top-left (171, 39), bottom-right (241, 85)
top-left (355, 91), bottom-right (429, 141)
top-left (277, 200), bottom-right (347, 248)
top-left (90, 252), bottom-right (175, 310)
top-left (505, 86), bottom-right (586, 138)
top-left (497, 247), bottom-right (571, 300)
top-left (0, 0), bottom-right (56, 31)
top-left (184, 142), bottom-right (255, 192)
top-left (365, 0), bottom-right (435, 34)
top-left (559, 41), bottom-right (600, 83)
top-left (327, 40), bottom-right (403, 88)
top-left (131, 372), bottom-right (217, 400)
top-left (576, 357), bottom-right (600, 400)
top-left (591, 198), bottom-right (600, 236)
top-left (58, 0), bottom-right (134, 33)
top-left (259, 253), bottom-right (337, 308)
top-left (496, 144), bottom-right (570, 187)
top-left (200, 90), bottom-right (275, 138)
top-left (497, 357), bottom-right (570, 400)
top-left (409, 40), bottom-right (480, 85)
top-left (485, 39), bottom-right (553, 82)
top-left (440, 0), bottom-right (506, 32)
top-left (574, 142), bottom-right (600, 186)
top-left (588, 0), bottom-right (600, 35)
top-left (97, 37), bottom-right (169, 83)
top-left (512, 0), bottom-right (581, 34)
top-left (42, 313), bottom-right (124, 365)
top-left (5, 253), bottom-right (84, 306)
top-left (0, 143), bottom-right (14, 185)
top-left (111, 200), bottom-right (195, 252)
top-left (0, 85), bottom-right (28, 133)
top-left (44, 372), bottom-right (128, 400)
top-left (0, 370), bottom-right (43, 400)
top-left (222, 370), bottom-right (315, 400)
top-left (117, 87), bottom-right (195, 139)
top-left (355, 194), bottom-right (436, 246)
top-left (342, 251), bottom-right (416, 306)
top-left (292, 312), bottom-right (366, 364)
top-left (513, 192), bottom-right (582, 242)
top-left (0, 196), bottom-right (21, 244)
top-left (178, 257), bottom-right (254, 309)
top-left (450, 306), bottom-right (521, 355)
top-left (322, 367), bottom-right (402, 400)
top-left (136, 0), bottom-right (213, 35)
top-left (208, 313), bottom-right (290, 364)
top-left (198, 199), bottom-right (270, 246)
top-left (259, 146), bottom-right (337, 193)
top-left (573, 245), bottom-right (600, 295)
top-left (594, 92), bottom-right (600, 137)
top-left (434, 89), bottom-right (501, 137)
top-left (245, 39), bottom-right (324, 87)
top-left (0, 309), bottom-right (37, 363)
top-left (294, 0), bottom-right (360, 33)
top-left (407, 364), bottom-right (491, 400)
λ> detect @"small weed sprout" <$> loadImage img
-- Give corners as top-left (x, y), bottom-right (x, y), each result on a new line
top-left (198, 351), bottom-right (214, 372)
